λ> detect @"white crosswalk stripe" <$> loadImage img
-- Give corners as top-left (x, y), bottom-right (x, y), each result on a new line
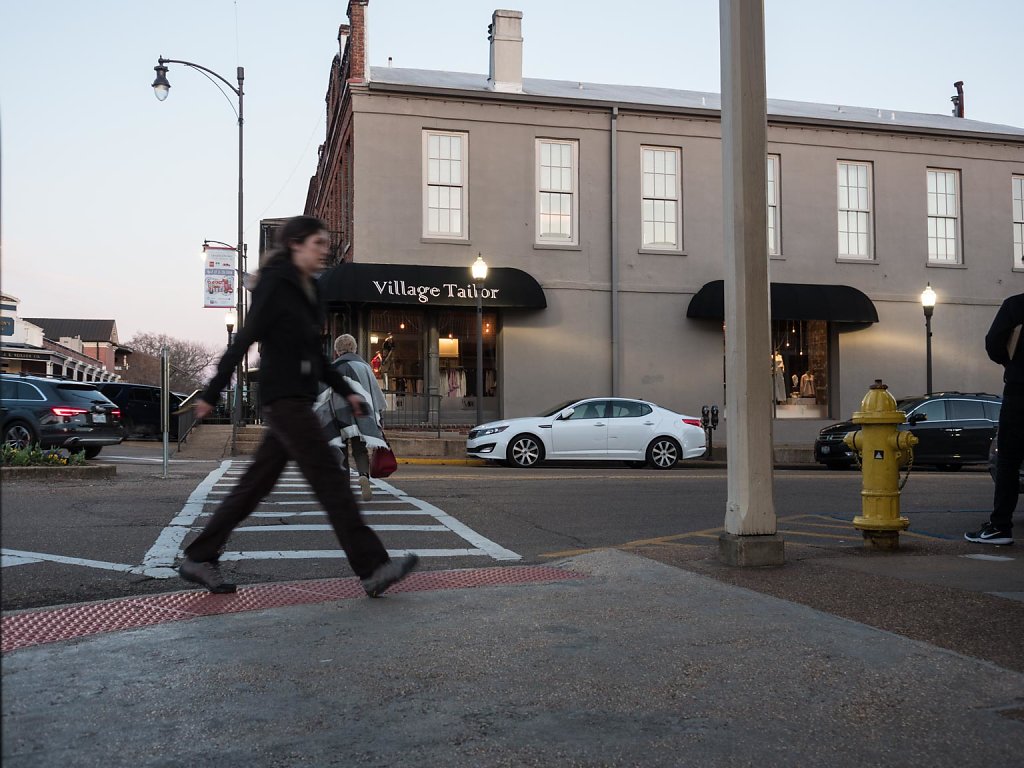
top-left (136, 459), bottom-right (520, 576)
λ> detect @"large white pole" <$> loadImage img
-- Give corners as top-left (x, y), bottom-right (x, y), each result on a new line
top-left (719, 0), bottom-right (782, 564)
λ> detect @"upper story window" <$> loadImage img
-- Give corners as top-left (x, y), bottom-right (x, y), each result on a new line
top-left (641, 147), bottom-right (681, 250)
top-left (927, 168), bottom-right (961, 264)
top-left (423, 131), bottom-right (467, 239)
top-left (767, 154), bottom-right (781, 257)
top-left (1013, 175), bottom-right (1024, 269)
top-left (837, 161), bottom-right (873, 260)
top-left (536, 139), bottom-right (578, 245)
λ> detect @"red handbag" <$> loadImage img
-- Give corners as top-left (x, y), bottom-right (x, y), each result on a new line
top-left (370, 445), bottom-right (398, 478)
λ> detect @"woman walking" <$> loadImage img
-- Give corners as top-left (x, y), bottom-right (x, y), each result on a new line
top-left (179, 215), bottom-right (417, 596)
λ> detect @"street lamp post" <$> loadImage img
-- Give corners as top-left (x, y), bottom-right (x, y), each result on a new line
top-left (471, 254), bottom-right (489, 427)
top-left (153, 56), bottom-right (245, 455)
top-left (921, 283), bottom-right (937, 394)
top-left (225, 310), bottom-right (236, 421)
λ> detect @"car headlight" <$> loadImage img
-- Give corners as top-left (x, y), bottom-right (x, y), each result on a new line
top-left (474, 425), bottom-right (509, 437)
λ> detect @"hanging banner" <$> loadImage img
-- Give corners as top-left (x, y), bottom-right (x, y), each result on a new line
top-left (203, 246), bottom-right (236, 308)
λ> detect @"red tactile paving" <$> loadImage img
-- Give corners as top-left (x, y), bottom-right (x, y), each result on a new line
top-left (1, 566), bottom-right (587, 653)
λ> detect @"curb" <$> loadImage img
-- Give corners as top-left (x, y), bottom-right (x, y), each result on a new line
top-left (0, 464), bottom-right (117, 481)
top-left (399, 457), bottom-right (488, 466)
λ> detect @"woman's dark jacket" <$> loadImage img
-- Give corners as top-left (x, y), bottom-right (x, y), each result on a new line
top-left (201, 256), bottom-right (354, 407)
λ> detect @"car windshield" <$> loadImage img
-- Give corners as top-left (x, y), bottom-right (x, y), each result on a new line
top-left (538, 400), bottom-right (580, 417)
top-left (895, 398), bottom-right (923, 412)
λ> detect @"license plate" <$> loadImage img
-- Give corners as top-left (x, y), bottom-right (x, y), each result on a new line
top-left (820, 445), bottom-right (830, 454)
top-left (93, 414), bottom-right (107, 424)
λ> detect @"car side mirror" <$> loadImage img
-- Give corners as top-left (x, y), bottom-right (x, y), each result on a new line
top-left (559, 407), bottom-right (575, 420)
top-left (908, 413), bottom-right (927, 424)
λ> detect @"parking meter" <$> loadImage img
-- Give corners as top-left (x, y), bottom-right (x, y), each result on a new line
top-left (701, 405), bottom-right (710, 430)
top-left (710, 405), bottom-right (719, 430)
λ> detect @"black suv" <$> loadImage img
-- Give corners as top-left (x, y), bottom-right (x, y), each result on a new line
top-left (97, 383), bottom-right (185, 439)
top-left (815, 391), bottom-right (1002, 471)
top-left (1, 374), bottom-right (124, 458)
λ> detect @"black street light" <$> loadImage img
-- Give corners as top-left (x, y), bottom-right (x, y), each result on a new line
top-left (154, 56), bottom-right (245, 454)
top-left (921, 283), bottom-right (937, 394)
top-left (471, 253), bottom-right (489, 427)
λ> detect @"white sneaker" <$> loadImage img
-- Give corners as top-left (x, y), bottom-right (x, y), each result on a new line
top-left (359, 475), bottom-right (373, 501)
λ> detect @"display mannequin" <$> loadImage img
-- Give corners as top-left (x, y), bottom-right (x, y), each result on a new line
top-left (800, 371), bottom-right (816, 398)
top-left (773, 352), bottom-right (787, 403)
top-left (379, 333), bottom-right (395, 389)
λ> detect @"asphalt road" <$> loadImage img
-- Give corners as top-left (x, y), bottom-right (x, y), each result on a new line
top-left (1, 440), bottom-right (995, 611)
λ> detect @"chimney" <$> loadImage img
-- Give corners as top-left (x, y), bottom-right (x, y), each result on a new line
top-left (488, 9), bottom-right (523, 93)
top-left (338, 24), bottom-right (350, 61)
top-left (951, 80), bottom-right (965, 118)
top-left (345, 0), bottom-right (369, 84)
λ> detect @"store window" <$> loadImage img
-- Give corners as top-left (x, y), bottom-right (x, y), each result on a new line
top-left (771, 319), bottom-right (830, 419)
top-left (368, 309), bottom-right (425, 394)
top-left (438, 309), bottom-right (498, 400)
top-left (366, 307), bottom-right (499, 424)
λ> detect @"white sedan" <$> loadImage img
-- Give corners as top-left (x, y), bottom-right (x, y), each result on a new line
top-left (466, 397), bottom-right (707, 469)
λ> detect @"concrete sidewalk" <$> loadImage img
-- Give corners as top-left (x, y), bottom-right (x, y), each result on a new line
top-left (4, 423), bottom-right (1022, 765)
top-left (3, 548), bottom-right (1022, 767)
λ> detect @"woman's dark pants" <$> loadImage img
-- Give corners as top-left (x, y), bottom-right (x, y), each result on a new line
top-left (183, 398), bottom-right (389, 579)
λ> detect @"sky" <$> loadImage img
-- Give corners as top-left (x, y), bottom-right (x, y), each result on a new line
top-left (2, 0), bottom-right (1021, 354)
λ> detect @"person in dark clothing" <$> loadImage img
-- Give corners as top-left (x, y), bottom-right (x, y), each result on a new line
top-left (179, 215), bottom-right (418, 595)
top-left (966, 292), bottom-right (1024, 545)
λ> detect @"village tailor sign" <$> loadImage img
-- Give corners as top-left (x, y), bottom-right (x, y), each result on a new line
top-left (373, 279), bottom-right (500, 304)
top-left (319, 262), bottom-right (546, 309)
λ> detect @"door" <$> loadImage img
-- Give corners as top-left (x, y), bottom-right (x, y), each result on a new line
top-left (946, 398), bottom-right (997, 462)
top-left (549, 400), bottom-right (609, 458)
top-left (606, 399), bottom-right (656, 459)
top-left (905, 399), bottom-right (949, 463)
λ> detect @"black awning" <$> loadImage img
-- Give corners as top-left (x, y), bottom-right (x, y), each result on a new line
top-left (318, 262), bottom-right (546, 309)
top-left (686, 280), bottom-right (878, 323)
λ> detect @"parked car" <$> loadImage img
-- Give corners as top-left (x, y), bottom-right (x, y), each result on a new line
top-left (815, 391), bottom-right (1002, 471)
top-left (467, 397), bottom-right (707, 469)
top-left (988, 427), bottom-right (1024, 491)
top-left (0, 373), bottom-right (124, 458)
top-left (97, 383), bottom-right (185, 439)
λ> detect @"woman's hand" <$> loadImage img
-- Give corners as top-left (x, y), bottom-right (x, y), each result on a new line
top-left (347, 394), bottom-right (369, 417)
top-left (193, 399), bottom-right (214, 420)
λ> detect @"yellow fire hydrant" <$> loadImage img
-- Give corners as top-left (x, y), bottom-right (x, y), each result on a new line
top-left (843, 379), bottom-right (918, 550)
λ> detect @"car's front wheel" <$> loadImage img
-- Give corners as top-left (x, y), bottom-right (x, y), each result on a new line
top-left (646, 437), bottom-right (680, 469)
top-left (84, 447), bottom-right (103, 459)
top-left (3, 420), bottom-right (38, 451)
top-left (507, 434), bottom-right (544, 468)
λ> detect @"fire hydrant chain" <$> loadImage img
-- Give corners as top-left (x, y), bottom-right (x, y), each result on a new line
top-left (855, 438), bottom-right (914, 490)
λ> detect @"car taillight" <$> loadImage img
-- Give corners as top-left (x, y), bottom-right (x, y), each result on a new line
top-left (52, 407), bottom-right (88, 417)
top-left (112, 409), bottom-right (121, 419)
top-left (682, 418), bottom-right (702, 427)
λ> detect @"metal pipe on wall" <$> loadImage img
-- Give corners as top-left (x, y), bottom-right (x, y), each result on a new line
top-left (610, 105), bottom-right (620, 396)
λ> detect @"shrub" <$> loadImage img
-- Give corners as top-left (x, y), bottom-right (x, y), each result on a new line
top-left (0, 444), bottom-right (87, 467)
